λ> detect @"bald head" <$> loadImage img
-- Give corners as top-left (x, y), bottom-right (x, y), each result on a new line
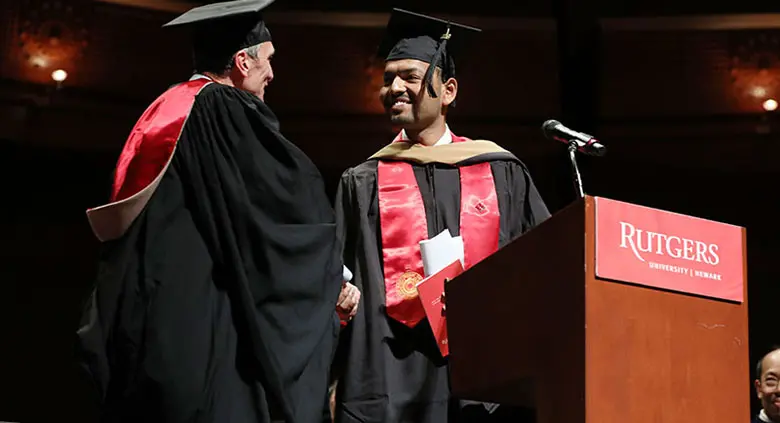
top-left (758, 348), bottom-right (780, 378)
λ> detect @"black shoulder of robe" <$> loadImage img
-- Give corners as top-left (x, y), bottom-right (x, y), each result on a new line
top-left (77, 83), bottom-right (342, 423)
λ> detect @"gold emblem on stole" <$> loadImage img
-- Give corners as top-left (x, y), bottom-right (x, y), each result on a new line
top-left (397, 271), bottom-right (423, 299)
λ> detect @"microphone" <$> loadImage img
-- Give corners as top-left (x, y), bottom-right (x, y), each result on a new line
top-left (541, 120), bottom-right (606, 157)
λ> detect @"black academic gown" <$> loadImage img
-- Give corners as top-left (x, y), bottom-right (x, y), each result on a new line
top-left (332, 144), bottom-right (550, 423)
top-left (77, 83), bottom-right (342, 423)
top-left (753, 412), bottom-right (775, 423)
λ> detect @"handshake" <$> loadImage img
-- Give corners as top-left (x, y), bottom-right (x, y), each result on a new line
top-left (336, 265), bottom-right (360, 325)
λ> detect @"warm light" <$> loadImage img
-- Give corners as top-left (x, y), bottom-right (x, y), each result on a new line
top-left (763, 98), bottom-right (778, 111)
top-left (751, 86), bottom-right (768, 98)
top-left (30, 55), bottom-right (48, 68)
top-left (51, 69), bottom-right (67, 82)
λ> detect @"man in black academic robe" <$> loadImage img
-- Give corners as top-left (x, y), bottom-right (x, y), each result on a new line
top-left (76, 1), bottom-right (355, 422)
top-left (331, 9), bottom-right (550, 423)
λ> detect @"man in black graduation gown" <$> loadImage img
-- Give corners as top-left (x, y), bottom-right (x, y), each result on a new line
top-left (76, 1), bottom-right (356, 422)
top-left (753, 347), bottom-right (780, 423)
top-left (331, 8), bottom-right (550, 423)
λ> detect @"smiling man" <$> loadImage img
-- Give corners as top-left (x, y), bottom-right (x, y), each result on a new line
top-left (755, 347), bottom-right (780, 423)
top-left (330, 8), bottom-right (550, 423)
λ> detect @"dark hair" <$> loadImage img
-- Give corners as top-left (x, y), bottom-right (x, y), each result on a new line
top-left (442, 54), bottom-right (455, 82)
top-left (438, 58), bottom-right (457, 107)
top-left (193, 44), bottom-right (259, 76)
top-left (756, 346), bottom-right (780, 379)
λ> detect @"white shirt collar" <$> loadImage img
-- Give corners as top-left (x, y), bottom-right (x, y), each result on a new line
top-left (399, 125), bottom-right (452, 146)
top-left (189, 73), bottom-right (211, 81)
top-left (760, 409), bottom-right (775, 422)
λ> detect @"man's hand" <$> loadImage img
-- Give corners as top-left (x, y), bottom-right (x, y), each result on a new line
top-left (336, 282), bottom-right (361, 323)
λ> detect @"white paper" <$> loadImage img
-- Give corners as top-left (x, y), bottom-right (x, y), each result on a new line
top-left (343, 265), bottom-right (353, 282)
top-left (419, 229), bottom-right (465, 277)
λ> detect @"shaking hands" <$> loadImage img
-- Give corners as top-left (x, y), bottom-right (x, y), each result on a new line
top-left (336, 281), bottom-right (360, 325)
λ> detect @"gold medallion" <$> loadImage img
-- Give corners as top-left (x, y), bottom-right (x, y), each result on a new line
top-left (397, 271), bottom-right (423, 300)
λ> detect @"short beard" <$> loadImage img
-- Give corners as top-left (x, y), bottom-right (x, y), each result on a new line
top-left (389, 114), bottom-right (414, 126)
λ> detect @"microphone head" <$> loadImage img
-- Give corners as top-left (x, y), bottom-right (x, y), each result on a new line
top-left (541, 119), bottom-right (561, 139)
top-left (589, 141), bottom-right (607, 157)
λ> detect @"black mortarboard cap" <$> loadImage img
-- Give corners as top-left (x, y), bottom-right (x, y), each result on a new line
top-left (163, 0), bottom-right (274, 69)
top-left (377, 8), bottom-right (481, 99)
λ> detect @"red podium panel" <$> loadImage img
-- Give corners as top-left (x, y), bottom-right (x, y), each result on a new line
top-left (594, 196), bottom-right (744, 303)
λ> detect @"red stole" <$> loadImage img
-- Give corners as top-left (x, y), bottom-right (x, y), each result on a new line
top-left (377, 134), bottom-right (500, 328)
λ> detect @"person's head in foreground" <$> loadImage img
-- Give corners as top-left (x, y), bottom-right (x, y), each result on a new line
top-left (756, 347), bottom-right (780, 422)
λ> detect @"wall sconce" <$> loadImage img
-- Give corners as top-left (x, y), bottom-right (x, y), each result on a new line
top-left (728, 30), bottom-right (780, 112)
top-left (16, 0), bottom-right (91, 85)
top-left (51, 68), bottom-right (68, 89)
top-left (51, 69), bottom-right (67, 82)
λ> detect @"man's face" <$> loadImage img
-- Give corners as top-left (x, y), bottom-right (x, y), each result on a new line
top-left (756, 350), bottom-right (780, 421)
top-left (234, 41), bottom-right (275, 101)
top-left (379, 59), bottom-right (455, 131)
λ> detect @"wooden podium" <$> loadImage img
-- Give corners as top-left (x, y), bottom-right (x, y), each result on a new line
top-left (445, 195), bottom-right (749, 423)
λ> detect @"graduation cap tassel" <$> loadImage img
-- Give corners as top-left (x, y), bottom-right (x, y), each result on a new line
top-left (423, 24), bottom-right (451, 99)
